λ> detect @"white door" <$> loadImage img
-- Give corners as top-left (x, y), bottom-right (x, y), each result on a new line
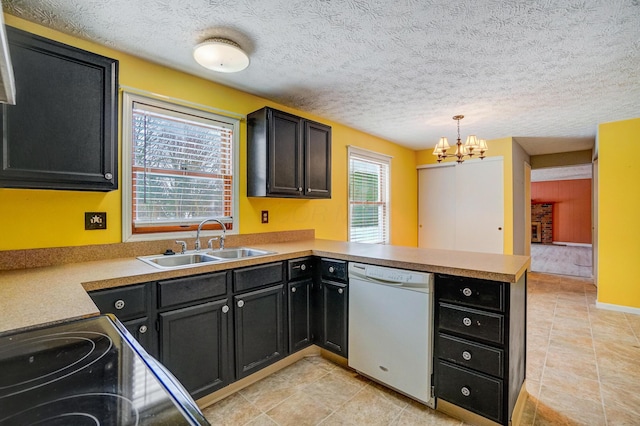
top-left (418, 158), bottom-right (504, 254)
top-left (418, 164), bottom-right (456, 250)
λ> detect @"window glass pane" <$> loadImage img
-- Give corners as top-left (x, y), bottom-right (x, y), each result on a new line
top-left (348, 148), bottom-right (390, 244)
top-left (128, 98), bottom-right (236, 231)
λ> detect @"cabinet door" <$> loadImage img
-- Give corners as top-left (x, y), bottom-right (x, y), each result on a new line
top-left (234, 285), bottom-right (286, 379)
top-left (321, 280), bottom-right (348, 357)
top-left (0, 27), bottom-right (118, 191)
top-left (123, 317), bottom-right (157, 358)
top-left (159, 299), bottom-right (232, 399)
top-left (288, 278), bottom-right (312, 353)
top-left (304, 120), bottom-right (331, 198)
top-left (268, 110), bottom-right (303, 196)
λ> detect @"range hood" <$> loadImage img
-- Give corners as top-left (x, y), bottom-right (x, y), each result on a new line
top-left (0, 9), bottom-right (16, 105)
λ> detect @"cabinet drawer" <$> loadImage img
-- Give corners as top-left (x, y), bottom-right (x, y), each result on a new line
top-left (437, 333), bottom-right (504, 378)
top-left (437, 274), bottom-right (505, 312)
top-left (158, 272), bottom-right (228, 309)
top-left (436, 360), bottom-right (503, 423)
top-left (320, 259), bottom-right (347, 282)
top-left (288, 257), bottom-right (313, 281)
top-left (438, 303), bottom-right (504, 344)
top-left (234, 262), bottom-right (283, 292)
top-left (90, 284), bottom-right (146, 320)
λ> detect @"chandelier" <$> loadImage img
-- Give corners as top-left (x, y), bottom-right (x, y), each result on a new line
top-left (432, 115), bottom-right (488, 163)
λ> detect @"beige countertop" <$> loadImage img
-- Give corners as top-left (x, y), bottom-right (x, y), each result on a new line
top-left (0, 239), bottom-right (529, 334)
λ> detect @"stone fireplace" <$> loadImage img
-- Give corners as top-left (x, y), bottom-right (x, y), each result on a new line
top-left (531, 203), bottom-right (553, 244)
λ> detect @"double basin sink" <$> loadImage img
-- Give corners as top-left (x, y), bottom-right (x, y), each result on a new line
top-left (138, 247), bottom-right (275, 270)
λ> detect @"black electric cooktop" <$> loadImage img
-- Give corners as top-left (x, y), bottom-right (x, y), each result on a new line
top-left (0, 315), bottom-right (209, 425)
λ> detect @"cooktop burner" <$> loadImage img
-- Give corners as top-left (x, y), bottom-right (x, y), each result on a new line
top-left (0, 331), bottom-right (113, 398)
top-left (0, 315), bottom-right (208, 426)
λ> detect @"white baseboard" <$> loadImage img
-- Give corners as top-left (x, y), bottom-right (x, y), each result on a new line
top-left (595, 301), bottom-right (640, 316)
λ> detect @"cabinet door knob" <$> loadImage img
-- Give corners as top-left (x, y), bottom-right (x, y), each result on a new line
top-left (222, 305), bottom-right (229, 314)
top-left (291, 287), bottom-right (297, 293)
top-left (114, 299), bottom-right (125, 310)
top-left (462, 350), bottom-right (472, 361)
top-left (300, 264), bottom-right (307, 271)
top-left (462, 287), bottom-right (472, 297)
top-left (139, 325), bottom-right (147, 334)
top-left (462, 317), bottom-right (472, 327)
top-left (307, 188), bottom-right (311, 192)
top-left (237, 300), bottom-right (244, 308)
top-left (329, 266), bottom-right (335, 273)
top-left (105, 172), bottom-right (113, 180)
top-left (461, 386), bottom-right (471, 397)
top-left (338, 288), bottom-right (344, 294)
top-left (298, 187), bottom-right (303, 192)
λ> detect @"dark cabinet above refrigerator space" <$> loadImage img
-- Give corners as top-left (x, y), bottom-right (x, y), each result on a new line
top-left (247, 107), bottom-right (331, 199)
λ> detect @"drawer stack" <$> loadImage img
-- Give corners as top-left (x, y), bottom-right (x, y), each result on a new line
top-left (434, 273), bottom-right (526, 425)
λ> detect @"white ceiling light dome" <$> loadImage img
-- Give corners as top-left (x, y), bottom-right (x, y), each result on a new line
top-left (193, 38), bottom-right (249, 73)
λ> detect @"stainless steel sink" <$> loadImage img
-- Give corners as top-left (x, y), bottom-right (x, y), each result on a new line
top-left (207, 247), bottom-right (273, 259)
top-left (138, 247), bottom-right (276, 270)
top-left (138, 253), bottom-right (221, 269)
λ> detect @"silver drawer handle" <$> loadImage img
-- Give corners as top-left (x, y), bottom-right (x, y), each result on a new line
top-left (462, 287), bottom-right (472, 297)
top-left (463, 317), bottom-right (472, 327)
top-left (461, 386), bottom-right (471, 397)
top-left (222, 305), bottom-right (229, 314)
top-left (114, 299), bottom-right (125, 310)
top-left (329, 266), bottom-right (335, 273)
top-left (462, 350), bottom-right (472, 361)
top-left (291, 287), bottom-right (297, 293)
top-left (300, 264), bottom-right (307, 271)
top-left (139, 325), bottom-right (147, 334)
top-left (338, 288), bottom-right (344, 294)
top-left (237, 300), bottom-right (244, 308)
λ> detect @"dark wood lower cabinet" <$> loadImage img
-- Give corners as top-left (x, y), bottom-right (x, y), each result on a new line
top-left (319, 280), bottom-right (348, 357)
top-left (123, 316), bottom-right (156, 358)
top-left (234, 285), bottom-right (286, 379)
top-left (159, 299), bottom-right (232, 399)
top-left (288, 278), bottom-right (312, 353)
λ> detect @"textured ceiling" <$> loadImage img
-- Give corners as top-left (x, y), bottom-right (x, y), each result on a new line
top-left (531, 164), bottom-right (592, 182)
top-left (3, 0), bottom-right (639, 153)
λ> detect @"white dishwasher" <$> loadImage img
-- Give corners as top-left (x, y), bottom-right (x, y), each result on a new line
top-left (348, 262), bottom-right (435, 407)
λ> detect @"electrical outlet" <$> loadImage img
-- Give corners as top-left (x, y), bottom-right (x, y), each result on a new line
top-left (85, 212), bottom-right (107, 230)
top-left (261, 210), bottom-right (269, 224)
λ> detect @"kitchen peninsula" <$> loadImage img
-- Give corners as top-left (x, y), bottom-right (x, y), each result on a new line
top-left (0, 232), bottom-right (530, 425)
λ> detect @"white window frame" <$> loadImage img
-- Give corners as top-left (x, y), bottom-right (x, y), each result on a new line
top-left (347, 146), bottom-right (392, 244)
top-left (121, 91), bottom-right (240, 242)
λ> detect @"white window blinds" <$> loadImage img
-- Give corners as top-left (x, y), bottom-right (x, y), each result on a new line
top-left (348, 147), bottom-right (391, 244)
top-left (130, 100), bottom-right (236, 230)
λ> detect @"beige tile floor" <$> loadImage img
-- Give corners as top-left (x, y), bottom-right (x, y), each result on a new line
top-left (203, 272), bottom-right (640, 425)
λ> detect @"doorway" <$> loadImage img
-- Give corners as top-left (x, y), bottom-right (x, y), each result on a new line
top-left (529, 164), bottom-right (593, 278)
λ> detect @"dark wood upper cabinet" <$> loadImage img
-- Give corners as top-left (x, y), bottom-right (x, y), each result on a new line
top-left (247, 107), bottom-right (331, 198)
top-left (0, 26), bottom-right (118, 191)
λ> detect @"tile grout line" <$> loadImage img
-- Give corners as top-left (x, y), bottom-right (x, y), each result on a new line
top-left (531, 290), bottom-right (558, 425)
top-left (585, 282), bottom-right (608, 426)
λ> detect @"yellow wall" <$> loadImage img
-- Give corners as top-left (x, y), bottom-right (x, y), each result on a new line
top-left (0, 15), bottom-right (418, 250)
top-left (416, 138), bottom-right (515, 255)
top-left (597, 117), bottom-right (640, 309)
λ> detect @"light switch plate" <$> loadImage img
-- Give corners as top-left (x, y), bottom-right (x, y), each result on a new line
top-left (85, 212), bottom-right (107, 230)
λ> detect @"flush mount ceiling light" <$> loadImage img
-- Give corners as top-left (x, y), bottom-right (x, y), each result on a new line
top-left (193, 38), bottom-right (249, 73)
top-left (432, 115), bottom-right (488, 163)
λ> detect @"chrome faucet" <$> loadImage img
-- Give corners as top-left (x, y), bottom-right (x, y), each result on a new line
top-left (194, 218), bottom-right (226, 251)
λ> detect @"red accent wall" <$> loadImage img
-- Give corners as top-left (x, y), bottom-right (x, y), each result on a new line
top-left (531, 179), bottom-right (592, 244)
